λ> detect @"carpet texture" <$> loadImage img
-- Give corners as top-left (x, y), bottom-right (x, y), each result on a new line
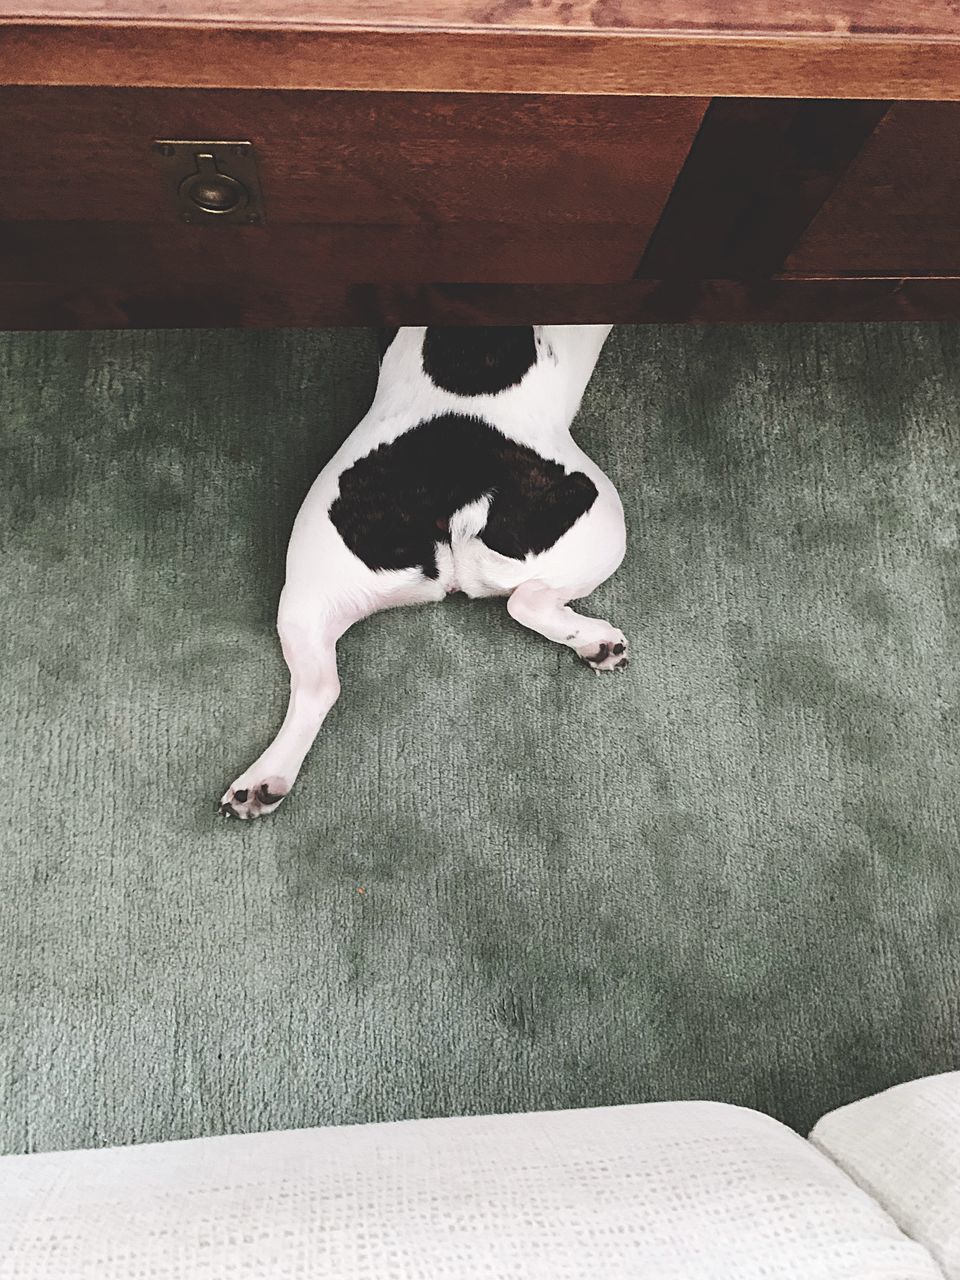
top-left (1, 323), bottom-right (959, 1156)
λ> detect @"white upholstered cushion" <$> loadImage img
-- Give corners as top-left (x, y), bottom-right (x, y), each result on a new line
top-left (0, 1101), bottom-right (943, 1280)
top-left (811, 1071), bottom-right (960, 1280)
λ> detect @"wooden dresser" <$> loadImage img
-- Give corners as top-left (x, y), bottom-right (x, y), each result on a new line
top-left (3, 3), bottom-right (960, 328)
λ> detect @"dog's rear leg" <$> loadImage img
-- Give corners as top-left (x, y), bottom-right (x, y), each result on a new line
top-left (507, 580), bottom-right (629, 673)
top-left (219, 596), bottom-right (352, 819)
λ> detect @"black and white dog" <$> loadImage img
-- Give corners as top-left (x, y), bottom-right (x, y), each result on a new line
top-left (220, 325), bottom-right (626, 819)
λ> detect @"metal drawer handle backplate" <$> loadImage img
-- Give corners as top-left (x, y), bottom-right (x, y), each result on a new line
top-left (152, 140), bottom-right (265, 226)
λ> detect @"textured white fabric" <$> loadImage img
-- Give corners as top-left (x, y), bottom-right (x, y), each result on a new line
top-left (811, 1071), bottom-right (960, 1280)
top-left (0, 1101), bottom-right (943, 1280)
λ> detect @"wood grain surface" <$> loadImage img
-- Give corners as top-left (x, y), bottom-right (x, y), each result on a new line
top-left (4, 7), bottom-right (960, 325)
top-left (3, 15), bottom-right (960, 99)
top-left (0, 87), bottom-right (705, 305)
top-left (0, 88), bottom-right (706, 227)
top-left (6, 1), bottom-right (960, 36)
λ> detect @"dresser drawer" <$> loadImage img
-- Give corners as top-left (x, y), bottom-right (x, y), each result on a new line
top-left (0, 87), bottom-right (707, 319)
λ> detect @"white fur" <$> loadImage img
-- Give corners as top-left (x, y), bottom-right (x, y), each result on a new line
top-left (220, 325), bottom-right (626, 819)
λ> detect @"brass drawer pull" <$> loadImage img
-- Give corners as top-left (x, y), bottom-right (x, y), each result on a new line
top-left (152, 140), bottom-right (265, 226)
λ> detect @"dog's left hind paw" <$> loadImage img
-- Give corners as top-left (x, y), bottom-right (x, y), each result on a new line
top-left (219, 776), bottom-right (289, 820)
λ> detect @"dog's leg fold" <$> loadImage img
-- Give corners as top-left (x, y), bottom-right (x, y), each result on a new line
top-left (507, 580), bottom-right (629, 673)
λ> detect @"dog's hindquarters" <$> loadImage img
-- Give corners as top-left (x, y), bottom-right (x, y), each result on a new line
top-left (220, 324), bottom-right (624, 819)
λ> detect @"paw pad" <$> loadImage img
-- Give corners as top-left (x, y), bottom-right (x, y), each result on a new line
top-left (219, 776), bottom-right (289, 820)
top-left (578, 634), bottom-right (630, 673)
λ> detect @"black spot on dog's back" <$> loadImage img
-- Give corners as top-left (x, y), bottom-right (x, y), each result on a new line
top-left (423, 327), bottom-right (537, 396)
top-left (482, 446), bottom-right (598, 560)
top-left (329, 413), bottom-right (597, 578)
top-left (330, 415), bottom-right (486, 578)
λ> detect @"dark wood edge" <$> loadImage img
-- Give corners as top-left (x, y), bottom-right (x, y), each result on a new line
top-left (5, 278), bottom-right (960, 329)
top-left (3, 23), bottom-right (960, 99)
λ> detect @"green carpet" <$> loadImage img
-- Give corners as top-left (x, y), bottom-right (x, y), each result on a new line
top-left (2, 323), bottom-right (959, 1156)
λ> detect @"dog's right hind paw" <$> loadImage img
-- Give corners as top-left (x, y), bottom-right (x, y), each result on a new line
top-left (577, 633), bottom-right (629, 673)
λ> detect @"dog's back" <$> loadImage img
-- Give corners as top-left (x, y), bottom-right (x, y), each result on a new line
top-left (293, 325), bottom-right (622, 600)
